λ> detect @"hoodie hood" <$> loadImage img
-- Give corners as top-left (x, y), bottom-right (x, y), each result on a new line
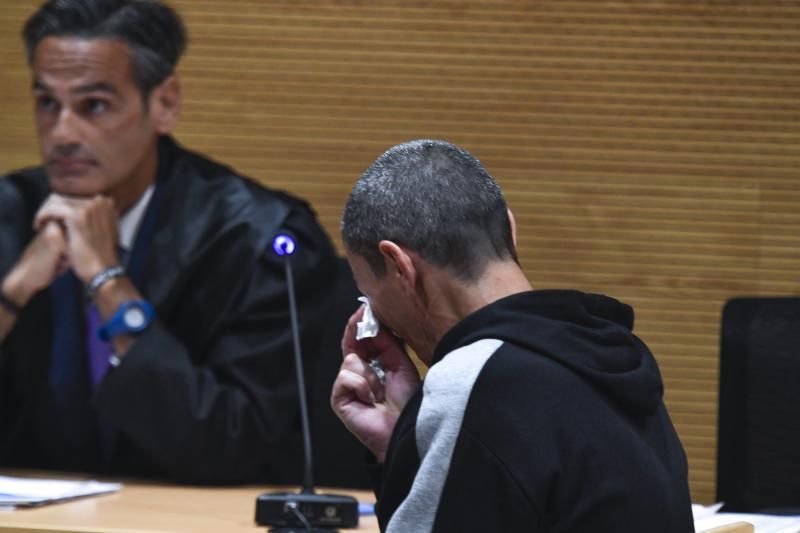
top-left (432, 289), bottom-right (664, 416)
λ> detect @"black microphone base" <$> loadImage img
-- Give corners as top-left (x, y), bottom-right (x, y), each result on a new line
top-left (255, 491), bottom-right (359, 530)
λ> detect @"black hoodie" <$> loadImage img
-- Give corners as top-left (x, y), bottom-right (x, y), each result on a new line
top-left (372, 290), bottom-right (694, 532)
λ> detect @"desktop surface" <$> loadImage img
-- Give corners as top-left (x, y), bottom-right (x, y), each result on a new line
top-left (0, 473), bottom-right (378, 533)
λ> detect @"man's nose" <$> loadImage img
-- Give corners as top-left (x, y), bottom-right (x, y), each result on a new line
top-left (49, 108), bottom-right (81, 147)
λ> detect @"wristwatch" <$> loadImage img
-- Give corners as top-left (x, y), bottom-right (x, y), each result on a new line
top-left (99, 300), bottom-right (154, 341)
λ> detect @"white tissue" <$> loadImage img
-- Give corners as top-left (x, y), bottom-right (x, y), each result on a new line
top-left (356, 296), bottom-right (379, 340)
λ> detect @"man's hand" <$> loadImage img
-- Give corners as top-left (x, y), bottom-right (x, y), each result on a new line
top-left (331, 305), bottom-right (421, 463)
top-left (32, 193), bottom-right (144, 359)
top-left (1, 221), bottom-right (68, 307)
top-left (34, 194), bottom-right (120, 284)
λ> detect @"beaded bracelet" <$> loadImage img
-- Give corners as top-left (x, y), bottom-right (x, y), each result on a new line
top-left (85, 265), bottom-right (126, 300)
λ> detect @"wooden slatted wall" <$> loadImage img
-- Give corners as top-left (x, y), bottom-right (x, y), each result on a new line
top-left (1, 0), bottom-right (799, 504)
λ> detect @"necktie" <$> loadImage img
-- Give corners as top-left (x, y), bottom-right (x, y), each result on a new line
top-left (85, 303), bottom-right (112, 387)
top-left (85, 247), bottom-right (128, 388)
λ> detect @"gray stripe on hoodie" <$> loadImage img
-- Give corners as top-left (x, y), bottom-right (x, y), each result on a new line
top-left (386, 338), bottom-right (503, 533)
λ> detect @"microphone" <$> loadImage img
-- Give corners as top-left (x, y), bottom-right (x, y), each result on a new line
top-left (255, 233), bottom-right (359, 532)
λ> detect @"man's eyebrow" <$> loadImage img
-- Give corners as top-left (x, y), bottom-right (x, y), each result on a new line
top-left (72, 82), bottom-right (119, 96)
top-left (31, 80), bottom-right (119, 96)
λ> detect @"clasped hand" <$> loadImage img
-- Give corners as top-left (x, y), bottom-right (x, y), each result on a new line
top-left (9, 194), bottom-right (120, 305)
top-left (331, 305), bottom-right (421, 463)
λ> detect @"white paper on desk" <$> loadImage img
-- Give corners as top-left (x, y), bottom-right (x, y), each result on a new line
top-left (694, 512), bottom-right (800, 533)
top-left (0, 475), bottom-right (121, 509)
top-left (693, 502), bottom-right (725, 520)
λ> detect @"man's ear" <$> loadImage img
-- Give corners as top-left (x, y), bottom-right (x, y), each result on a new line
top-left (149, 75), bottom-right (181, 134)
top-left (378, 240), bottom-right (417, 291)
top-left (507, 207), bottom-right (518, 247)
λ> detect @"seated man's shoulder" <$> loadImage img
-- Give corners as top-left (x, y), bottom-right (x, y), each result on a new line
top-left (0, 166), bottom-right (48, 203)
top-left (430, 338), bottom-right (582, 404)
top-left (166, 144), bottom-right (335, 274)
top-left (172, 144), bottom-right (315, 225)
top-left (420, 340), bottom-right (576, 446)
top-left (0, 167), bottom-right (49, 242)
top-left (429, 341), bottom-right (690, 531)
top-left (428, 340), bottom-right (634, 451)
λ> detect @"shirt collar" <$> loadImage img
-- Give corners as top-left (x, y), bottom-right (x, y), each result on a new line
top-left (118, 185), bottom-right (155, 253)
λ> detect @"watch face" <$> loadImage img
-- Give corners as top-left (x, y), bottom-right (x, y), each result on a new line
top-left (123, 307), bottom-right (147, 330)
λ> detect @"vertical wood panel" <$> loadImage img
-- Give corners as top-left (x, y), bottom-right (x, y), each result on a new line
top-left (1, 0), bottom-right (799, 504)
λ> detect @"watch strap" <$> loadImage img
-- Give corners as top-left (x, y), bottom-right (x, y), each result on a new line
top-left (98, 300), bottom-right (154, 341)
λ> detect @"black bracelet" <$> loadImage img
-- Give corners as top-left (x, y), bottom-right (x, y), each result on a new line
top-left (0, 290), bottom-right (22, 316)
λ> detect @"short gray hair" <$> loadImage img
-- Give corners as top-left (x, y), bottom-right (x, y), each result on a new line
top-left (342, 139), bottom-right (518, 282)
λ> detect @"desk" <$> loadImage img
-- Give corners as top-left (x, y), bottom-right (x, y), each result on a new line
top-left (0, 477), bottom-right (378, 533)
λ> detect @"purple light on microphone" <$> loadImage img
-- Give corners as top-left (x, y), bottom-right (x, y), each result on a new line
top-left (272, 234), bottom-right (296, 256)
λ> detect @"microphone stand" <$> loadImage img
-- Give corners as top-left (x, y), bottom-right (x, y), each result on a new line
top-left (255, 234), bottom-right (359, 532)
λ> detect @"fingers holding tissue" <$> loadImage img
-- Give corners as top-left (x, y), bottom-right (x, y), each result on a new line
top-left (332, 296), bottom-right (421, 463)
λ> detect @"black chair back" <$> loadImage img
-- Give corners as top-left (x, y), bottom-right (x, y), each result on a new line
top-left (717, 297), bottom-right (800, 513)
